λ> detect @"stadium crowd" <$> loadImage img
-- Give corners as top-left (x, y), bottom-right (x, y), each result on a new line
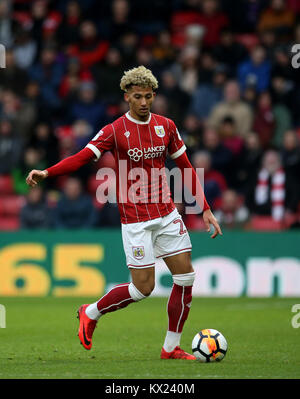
top-left (0, 0), bottom-right (300, 231)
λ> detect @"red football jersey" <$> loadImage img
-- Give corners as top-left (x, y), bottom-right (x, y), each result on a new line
top-left (86, 112), bottom-right (186, 224)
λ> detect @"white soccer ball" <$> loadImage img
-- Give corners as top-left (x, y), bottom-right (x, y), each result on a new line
top-left (192, 328), bottom-right (228, 362)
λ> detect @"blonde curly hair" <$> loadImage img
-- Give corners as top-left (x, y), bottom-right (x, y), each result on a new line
top-left (120, 65), bottom-right (159, 92)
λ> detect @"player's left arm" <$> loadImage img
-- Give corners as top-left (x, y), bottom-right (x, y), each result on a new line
top-left (174, 152), bottom-right (222, 239)
top-left (167, 119), bottom-right (222, 238)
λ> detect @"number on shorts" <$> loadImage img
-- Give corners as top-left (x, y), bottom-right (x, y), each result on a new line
top-left (173, 218), bottom-right (187, 235)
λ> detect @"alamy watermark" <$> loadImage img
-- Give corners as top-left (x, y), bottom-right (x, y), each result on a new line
top-left (0, 44), bottom-right (5, 69)
top-left (291, 44), bottom-right (300, 69)
top-left (0, 304), bottom-right (6, 328)
top-left (291, 304), bottom-right (300, 328)
top-left (95, 164), bottom-right (205, 214)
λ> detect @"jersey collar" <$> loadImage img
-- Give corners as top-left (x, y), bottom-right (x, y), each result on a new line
top-left (125, 111), bottom-right (152, 125)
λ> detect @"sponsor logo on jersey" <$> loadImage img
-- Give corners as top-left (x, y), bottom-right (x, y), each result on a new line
top-left (132, 246), bottom-right (145, 259)
top-left (154, 125), bottom-right (165, 137)
top-left (127, 148), bottom-right (143, 162)
top-left (127, 146), bottom-right (165, 162)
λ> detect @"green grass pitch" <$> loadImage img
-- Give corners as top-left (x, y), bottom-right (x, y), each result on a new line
top-left (0, 297), bottom-right (299, 379)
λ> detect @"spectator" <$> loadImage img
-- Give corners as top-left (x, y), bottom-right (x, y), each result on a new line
top-left (214, 189), bottom-right (249, 229)
top-left (221, 0), bottom-right (268, 34)
top-left (197, 0), bottom-right (229, 47)
top-left (159, 70), bottom-right (190, 128)
top-left (192, 150), bottom-right (227, 209)
top-left (98, 0), bottom-right (132, 44)
top-left (237, 45), bottom-right (271, 93)
top-left (54, 177), bottom-right (98, 229)
top-left (0, 50), bottom-right (29, 96)
top-left (30, 0), bottom-right (50, 52)
top-left (151, 94), bottom-right (169, 117)
top-left (213, 27), bottom-right (249, 76)
top-left (242, 84), bottom-right (257, 109)
top-left (236, 132), bottom-right (263, 194)
top-left (29, 122), bottom-right (59, 166)
top-left (189, 64), bottom-right (226, 122)
top-left (22, 81), bottom-right (47, 126)
top-left (91, 47), bottom-right (124, 104)
top-left (152, 30), bottom-right (176, 66)
top-left (253, 91), bottom-right (276, 149)
top-left (69, 81), bottom-right (107, 130)
top-left (12, 147), bottom-right (46, 195)
top-left (259, 29), bottom-right (277, 61)
top-left (258, 0), bottom-right (295, 39)
top-left (72, 119), bottom-right (93, 150)
top-left (218, 116), bottom-right (244, 156)
top-left (246, 149), bottom-right (299, 221)
top-left (197, 51), bottom-right (216, 84)
top-left (272, 45), bottom-right (298, 83)
top-left (0, 118), bottom-right (23, 174)
top-left (0, 89), bottom-right (36, 137)
top-left (118, 31), bottom-right (138, 68)
top-left (180, 114), bottom-right (203, 157)
top-left (68, 20), bottom-right (109, 69)
top-left (20, 186), bottom-right (50, 229)
top-left (12, 28), bottom-right (37, 70)
top-left (280, 130), bottom-right (300, 181)
top-left (201, 127), bottom-right (233, 182)
top-left (28, 46), bottom-right (64, 110)
top-left (171, 45), bottom-right (200, 95)
top-left (208, 80), bottom-right (253, 137)
top-left (272, 102), bottom-right (293, 149)
top-left (59, 57), bottom-right (82, 101)
top-left (271, 74), bottom-right (293, 106)
top-left (58, 1), bottom-right (82, 47)
top-left (0, 0), bottom-right (13, 47)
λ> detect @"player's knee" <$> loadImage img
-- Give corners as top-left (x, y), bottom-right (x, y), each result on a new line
top-left (138, 282), bottom-right (155, 297)
top-left (128, 282), bottom-right (153, 301)
top-left (173, 271), bottom-right (195, 287)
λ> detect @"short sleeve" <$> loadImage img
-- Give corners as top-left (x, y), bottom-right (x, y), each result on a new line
top-left (85, 124), bottom-right (115, 160)
top-left (167, 119), bottom-right (186, 160)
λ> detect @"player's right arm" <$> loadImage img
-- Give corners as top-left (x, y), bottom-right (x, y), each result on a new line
top-left (26, 148), bottom-right (95, 187)
top-left (26, 125), bottom-right (115, 187)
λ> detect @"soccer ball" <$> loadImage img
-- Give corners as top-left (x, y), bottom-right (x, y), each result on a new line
top-left (192, 329), bottom-right (227, 362)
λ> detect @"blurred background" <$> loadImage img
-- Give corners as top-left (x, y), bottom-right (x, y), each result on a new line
top-left (0, 0), bottom-right (300, 298)
top-left (0, 0), bottom-right (300, 232)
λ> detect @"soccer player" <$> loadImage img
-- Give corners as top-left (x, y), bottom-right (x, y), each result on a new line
top-left (26, 66), bottom-right (222, 360)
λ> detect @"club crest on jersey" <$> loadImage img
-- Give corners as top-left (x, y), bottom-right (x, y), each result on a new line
top-left (154, 125), bottom-right (165, 138)
top-left (124, 131), bottom-right (130, 138)
top-left (132, 246), bottom-right (145, 260)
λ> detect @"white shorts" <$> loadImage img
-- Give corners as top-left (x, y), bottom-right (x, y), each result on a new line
top-left (121, 208), bottom-right (192, 269)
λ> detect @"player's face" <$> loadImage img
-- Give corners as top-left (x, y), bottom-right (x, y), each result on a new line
top-left (124, 86), bottom-right (156, 121)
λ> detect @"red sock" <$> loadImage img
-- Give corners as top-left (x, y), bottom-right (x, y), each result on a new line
top-left (167, 284), bottom-right (192, 333)
top-left (97, 283), bottom-right (135, 315)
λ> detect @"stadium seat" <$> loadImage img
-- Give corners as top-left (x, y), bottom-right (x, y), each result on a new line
top-left (184, 214), bottom-right (207, 231)
top-left (283, 211), bottom-right (300, 229)
top-left (250, 216), bottom-right (283, 231)
top-left (0, 195), bottom-right (25, 217)
top-left (0, 175), bottom-right (14, 195)
top-left (0, 216), bottom-right (20, 231)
